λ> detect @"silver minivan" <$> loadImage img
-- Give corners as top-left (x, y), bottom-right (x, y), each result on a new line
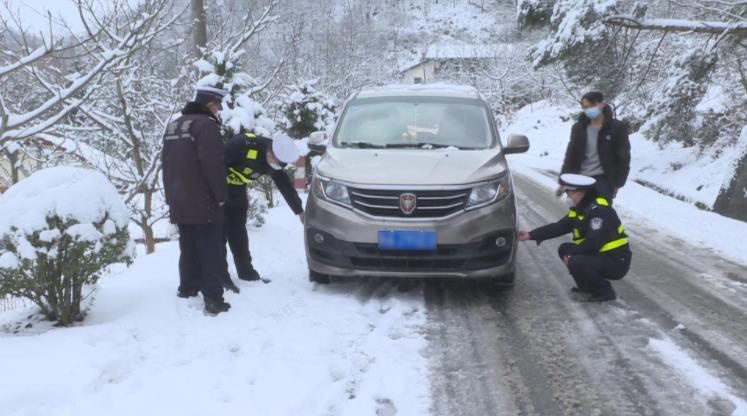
top-left (304, 85), bottom-right (529, 284)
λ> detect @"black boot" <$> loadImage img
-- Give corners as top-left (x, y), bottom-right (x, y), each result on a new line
top-left (238, 267), bottom-right (261, 282)
top-left (177, 288), bottom-right (199, 298)
top-left (204, 297), bottom-right (231, 315)
top-left (221, 275), bottom-right (241, 294)
top-left (583, 289), bottom-right (617, 302)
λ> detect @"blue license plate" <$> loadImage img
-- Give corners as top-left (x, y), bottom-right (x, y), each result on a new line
top-left (378, 230), bottom-right (438, 251)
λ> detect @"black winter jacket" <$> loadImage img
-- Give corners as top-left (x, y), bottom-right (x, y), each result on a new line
top-left (162, 102), bottom-right (227, 225)
top-left (561, 115), bottom-right (631, 188)
top-left (529, 195), bottom-right (631, 257)
top-left (224, 133), bottom-right (304, 215)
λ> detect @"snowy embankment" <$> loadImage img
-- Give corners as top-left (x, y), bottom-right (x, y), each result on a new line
top-left (0, 196), bottom-right (430, 416)
top-left (501, 100), bottom-right (747, 266)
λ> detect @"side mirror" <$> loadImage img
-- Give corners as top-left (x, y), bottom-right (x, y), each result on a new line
top-left (503, 134), bottom-right (529, 155)
top-left (308, 131), bottom-right (328, 154)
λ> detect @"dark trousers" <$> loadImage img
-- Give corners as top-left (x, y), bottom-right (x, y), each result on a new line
top-left (178, 223), bottom-right (225, 301)
top-left (592, 174), bottom-right (615, 203)
top-left (223, 204), bottom-right (254, 279)
top-left (559, 244), bottom-right (631, 295)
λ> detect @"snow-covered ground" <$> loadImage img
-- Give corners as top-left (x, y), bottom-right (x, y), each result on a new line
top-left (500, 100), bottom-right (747, 266)
top-left (0, 196), bottom-right (430, 416)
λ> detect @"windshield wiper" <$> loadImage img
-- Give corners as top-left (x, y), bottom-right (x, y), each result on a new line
top-left (384, 142), bottom-right (451, 149)
top-left (340, 141), bottom-right (385, 149)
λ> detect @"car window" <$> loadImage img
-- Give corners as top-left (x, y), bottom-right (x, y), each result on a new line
top-left (335, 98), bottom-right (493, 149)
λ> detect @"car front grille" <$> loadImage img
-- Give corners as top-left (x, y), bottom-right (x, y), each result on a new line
top-left (348, 188), bottom-right (470, 218)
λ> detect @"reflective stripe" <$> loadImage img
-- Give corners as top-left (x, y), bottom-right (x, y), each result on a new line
top-left (568, 199), bottom-right (628, 252)
top-left (227, 174), bottom-right (244, 185)
top-left (227, 167), bottom-right (252, 185)
top-left (242, 167), bottom-right (253, 175)
top-left (244, 132), bottom-right (256, 139)
top-left (247, 149), bottom-right (258, 160)
top-left (600, 238), bottom-right (628, 252)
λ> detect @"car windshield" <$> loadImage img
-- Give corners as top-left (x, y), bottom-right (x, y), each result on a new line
top-left (335, 97), bottom-right (494, 149)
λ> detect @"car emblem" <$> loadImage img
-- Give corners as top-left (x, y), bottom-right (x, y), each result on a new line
top-left (400, 193), bottom-right (417, 215)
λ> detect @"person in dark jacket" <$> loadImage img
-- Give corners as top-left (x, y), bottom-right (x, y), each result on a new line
top-left (162, 86), bottom-right (231, 315)
top-left (557, 91), bottom-right (631, 202)
top-left (519, 174), bottom-right (632, 302)
top-left (222, 131), bottom-right (304, 284)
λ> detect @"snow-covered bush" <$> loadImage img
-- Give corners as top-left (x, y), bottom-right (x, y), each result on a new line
top-left (246, 190), bottom-right (268, 228)
top-left (279, 80), bottom-right (337, 139)
top-left (0, 167), bottom-right (133, 326)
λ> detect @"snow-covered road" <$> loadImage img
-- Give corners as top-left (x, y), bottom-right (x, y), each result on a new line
top-left (427, 172), bottom-right (747, 416)
top-left (2, 175), bottom-right (747, 416)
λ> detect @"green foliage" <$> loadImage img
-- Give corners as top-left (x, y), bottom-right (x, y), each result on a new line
top-left (279, 80), bottom-right (337, 139)
top-left (0, 215), bottom-right (132, 326)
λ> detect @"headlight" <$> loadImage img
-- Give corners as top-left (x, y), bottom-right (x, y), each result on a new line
top-left (466, 177), bottom-right (510, 209)
top-left (312, 176), bottom-right (351, 206)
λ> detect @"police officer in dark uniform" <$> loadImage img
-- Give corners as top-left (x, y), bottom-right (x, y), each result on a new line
top-left (518, 173), bottom-right (632, 302)
top-left (222, 131), bottom-right (304, 285)
top-left (162, 86), bottom-right (231, 315)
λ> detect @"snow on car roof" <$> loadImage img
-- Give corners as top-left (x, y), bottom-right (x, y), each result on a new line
top-left (356, 83), bottom-right (480, 99)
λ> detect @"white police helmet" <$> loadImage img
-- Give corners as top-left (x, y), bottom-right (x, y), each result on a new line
top-left (559, 173), bottom-right (596, 191)
top-left (271, 132), bottom-right (301, 164)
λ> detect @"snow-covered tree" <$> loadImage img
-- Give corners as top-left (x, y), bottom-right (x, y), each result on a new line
top-left (530, 0), bottom-right (629, 97)
top-left (641, 49), bottom-right (719, 147)
top-left (0, 0), bottom-right (180, 167)
top-left (196, 49), bottom-right (276, 138)
top-left (72, 61), bottom-right (188, 254)
top-left (0, 167), bottom-right (133, 326)
top-left (279, 80), bottom-right (337, 140)
top-left (517, 0), bottom-right (556, 30)
top-left (193, 2), bottom-right (284, 217)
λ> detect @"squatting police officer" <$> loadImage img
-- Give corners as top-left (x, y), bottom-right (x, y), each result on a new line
top-left (221, 131), bottom-right (304, 288)
top-left (518, 173), bottom-right (632, 302)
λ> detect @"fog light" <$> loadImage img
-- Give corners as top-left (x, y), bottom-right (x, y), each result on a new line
top-left (314, 233), bottom-right (325, 244)
top-left (495, 237), bottom-right (506, 247)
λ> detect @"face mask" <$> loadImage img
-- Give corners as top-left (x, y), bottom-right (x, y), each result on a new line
top-left (584, 107), bottom-right (601, 119)
top-left (563, 195), bottom-right (576, 208)
top-left (268, 159), bottom-right (283, 171)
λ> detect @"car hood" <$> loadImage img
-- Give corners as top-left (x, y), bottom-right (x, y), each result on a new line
top-left (316, 147), bottom-right (508, 185)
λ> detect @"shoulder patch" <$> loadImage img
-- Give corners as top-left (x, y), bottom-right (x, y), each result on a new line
top-left (590, 217), bottom-right (603, 230)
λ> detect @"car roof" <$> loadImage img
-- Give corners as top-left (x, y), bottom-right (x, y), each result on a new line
top-left (354, 83), bottom-right (481, 100)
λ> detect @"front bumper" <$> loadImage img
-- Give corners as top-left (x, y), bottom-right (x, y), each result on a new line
top-left (304, 194), bottom-right (517, 278)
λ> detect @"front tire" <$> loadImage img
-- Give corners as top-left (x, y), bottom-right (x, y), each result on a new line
top-left (490, 271), bottom-right (515, 288)
top-left (309, 269), bottom-right (331, 284)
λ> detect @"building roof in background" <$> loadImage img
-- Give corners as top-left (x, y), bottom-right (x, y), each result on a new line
top-left (425, 42), bottom-right (514, 60)
top-left (399, 42), bottom-right (515, 72)
top-left (356, 83), bottom-right (480, 99)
